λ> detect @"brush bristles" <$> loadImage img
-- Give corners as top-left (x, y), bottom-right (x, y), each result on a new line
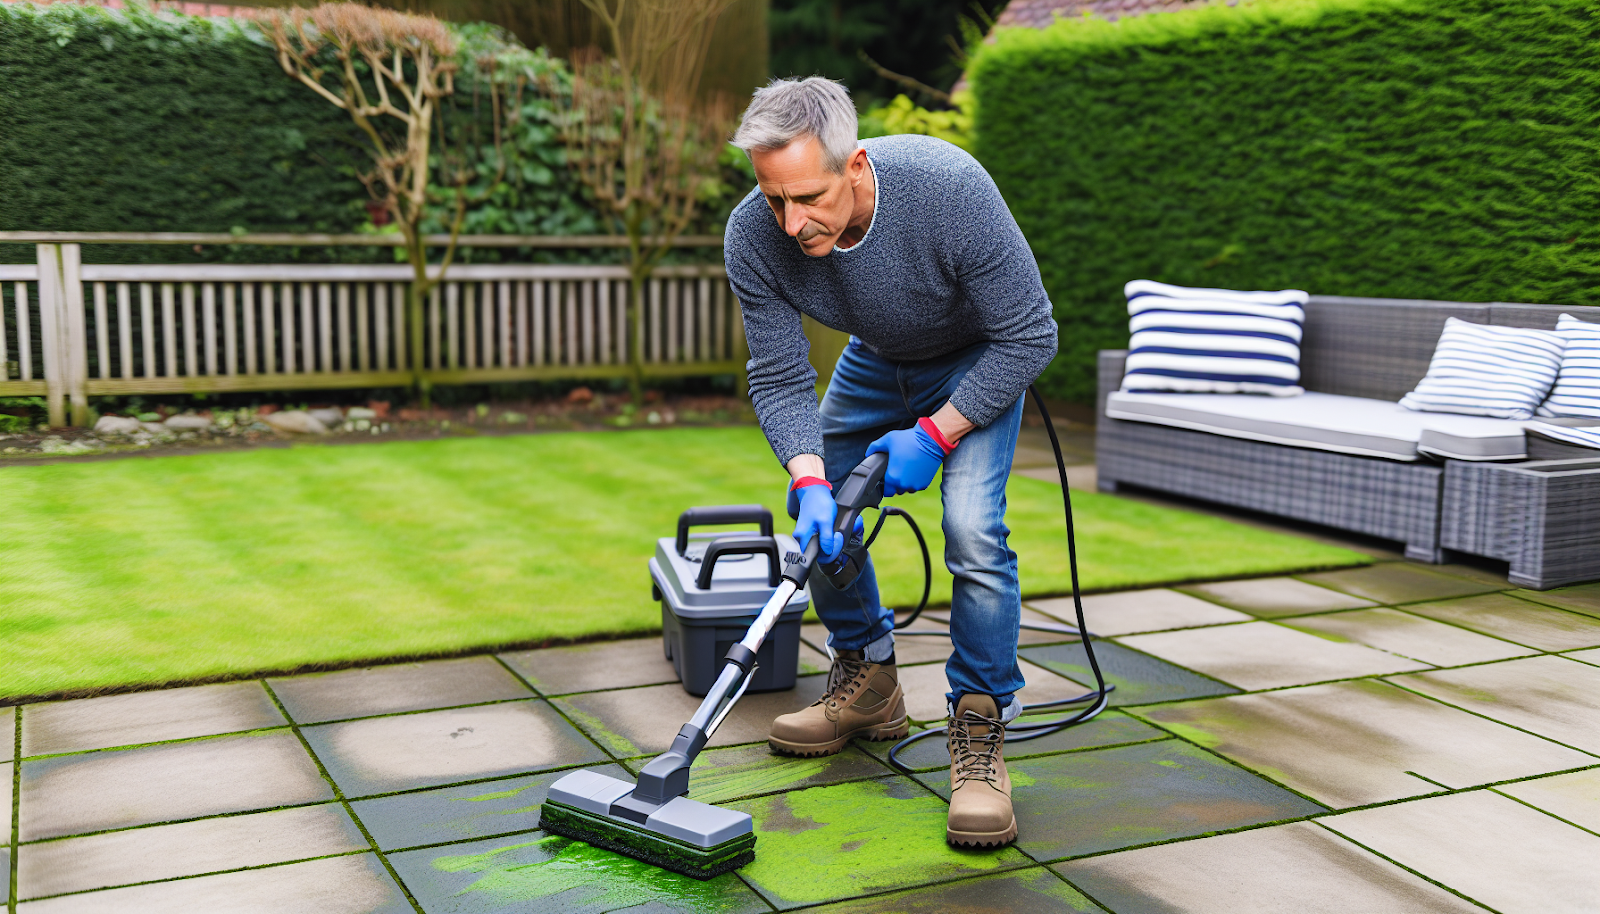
top-left (538, 800), bottom-right (756, 881)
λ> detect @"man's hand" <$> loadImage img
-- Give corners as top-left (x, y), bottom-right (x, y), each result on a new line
top-left (788, 477), bottom-right (846, 560)
top-left (866, 417), bottom-right (957, 496)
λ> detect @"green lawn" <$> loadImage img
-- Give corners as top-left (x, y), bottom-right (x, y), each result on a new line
top-left (0, 427), bottom-right (1366, 698)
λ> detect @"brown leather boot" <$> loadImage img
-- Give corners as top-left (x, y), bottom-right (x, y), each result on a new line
top-left (946, 693), bottom-right (1016, 847)
top-left (768, 649), bottom-right (909, 757)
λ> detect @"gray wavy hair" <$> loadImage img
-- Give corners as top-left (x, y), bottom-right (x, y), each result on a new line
top-left (731, 77), bottom-right (859, 174)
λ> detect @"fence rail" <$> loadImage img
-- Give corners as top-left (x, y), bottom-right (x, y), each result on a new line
top-left (2, 243), bottom-right (743, 426)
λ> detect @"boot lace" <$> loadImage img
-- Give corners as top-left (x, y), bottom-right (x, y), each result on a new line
top-left (949, 711), bottom-right (1003, 787)
top-left (820, 656), bottom-right (870, 710)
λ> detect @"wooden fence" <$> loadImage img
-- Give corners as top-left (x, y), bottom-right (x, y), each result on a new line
top-left (0, 238), bottom-right (742, 426)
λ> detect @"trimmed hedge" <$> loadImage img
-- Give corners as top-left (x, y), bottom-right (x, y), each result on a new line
top-left (0, 3), bottom-right (370, 263)
top-left (971, 0), bottom-right (1600, 402)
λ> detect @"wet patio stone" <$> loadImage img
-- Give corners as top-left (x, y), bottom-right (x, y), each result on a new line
top-left (1299, 563), bottom-right (1506, 605)
top-left (1180, 577), bottom-right (1376, 618)
top-left (388, 832), bottom-right (769, 914)
top-left (1567, 647), bottom-right (1600, 667)
top-left (303, 700), bottom-right (605, 798)
top-left (1403, 593), bottom-right (1600, 651)
top-left (1118, 621), bottom-right (1432, 691)
top-left (19, 730), bottom-right (331, 841)
top-left (1389, 655), bottom-right (1600, 754)
top-left (553, 675), bottom-right (824, 758)
top-left (1018, 641), bottom-right (1239, 707)
top-left (20, 682), bottom-right (284, 757)
top-left (887, 711), bottom-right (1169, 773)
top-left (352, 763), bottom-right (631, 851)
top-left (18, 802), bottom-right (367, 900)
top-left (1514, 582), bottom-right (1600, 619)
top-left (1056, 821), bottom-right (1484, 914)
top-left (1496, 768), bottom-right (1600, 835)
top-left (1031, 588), bottom-right (1252, 635)
top-left (1132, 679), bottom-right (1593, 808)
top-left (1, 763), bottom-right (10, 843)
top-left (727, 775), bottom-right (1029, 910)
top-left (897, 660), bottom-right (1092, 722)
top-left (16, 853), bottom-right (410, 914)
top-left (498, 637), bottom-right (678, 696)
top-left (1322, 789), bottom-right (1600, 914)
top-left (809, 867), bottom-right (1106, 913)
top-left (915, 740), bottom-right (1322, 862)
top-left (1280, 608), bottom-right (1534, 667)
top-left (621, 743), bottom-right (888, 805)
top-left (269, 657), bottom-right (533, 724)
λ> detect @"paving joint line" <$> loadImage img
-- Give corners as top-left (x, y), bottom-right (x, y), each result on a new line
top-left (1488, 784), bottom-right (1600, 840)
top-left (1306, 818), bottom-right (1503, 913)
top-left (14, 848), bottom-right (371, 904)
top-left (10, 709), bottom-right (20, 914)
top-left (258, 680), bottom-right (426, 914)
top-left (286, 694), bottom-right (544, 729)
top-left (16, 798), bottom-right (347, 845)
top-left (489, 654), bottom-right (625, 766)
top-left (19, 723), bottom-right (302, 763)
top-left (1380, 678), bottom-right (1600, 760)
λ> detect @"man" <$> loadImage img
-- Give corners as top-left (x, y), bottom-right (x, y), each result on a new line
top-left (724, 77), bottom-right (1058, 848)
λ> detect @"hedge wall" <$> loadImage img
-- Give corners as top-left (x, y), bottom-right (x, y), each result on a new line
top-left (0, 3), bottom-right (370, 263)
top-left (971, 0), bottom-right (1600, 402)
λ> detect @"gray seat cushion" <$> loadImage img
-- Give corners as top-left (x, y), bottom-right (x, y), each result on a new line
top-left (1105, 391), bottom-right (1530, 462)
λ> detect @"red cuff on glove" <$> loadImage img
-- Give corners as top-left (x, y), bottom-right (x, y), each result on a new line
top-left (917, 417), bottom-right (957, 454)
top-left (790, 476), bottom-right (832, 491)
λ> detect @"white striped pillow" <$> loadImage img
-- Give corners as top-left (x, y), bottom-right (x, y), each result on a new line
top-left (1120, 280), bottom-right (1309, 397)
top-left (1399, 318), bottom-right (1564, 420)
top-left (1536, 313), bottom-right (1600, 419)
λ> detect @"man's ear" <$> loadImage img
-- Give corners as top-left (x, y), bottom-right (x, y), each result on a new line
top-left (847, 146), bottom-right (869, 184)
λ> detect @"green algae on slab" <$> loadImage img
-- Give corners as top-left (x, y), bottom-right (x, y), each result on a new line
top-left (1018, 641), bottom-right (1237, 707)
top-left (389, 832), bottom-right (768, 913)
top-left (623, 743), bottom-right (890, 805)
top-left (915, 740), bottom-right (1323, 863)
top-left (727, 776), bottom-right (1028, 909)
top-left (551, 702), bottom-right (644, 759)
top-left (808, 867), bottom-right (1107, 913)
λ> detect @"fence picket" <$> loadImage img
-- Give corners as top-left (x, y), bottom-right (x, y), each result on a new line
top-left (298, 283), bottom-right (314, 374)
top-left (389, 283), bottom-right (404, 371)
top-left (0, 285), bottom-right (10, 381)
top-left (17, 283), bottom-right (33, 381)
top-left (337, 282), bottom-right (352, 372)
top-left (356, 283), bottom-right (369, 372)
top-left (93, 282), bottom-right (110, 379)
top-left (514, 281), bottom-right (528, 367)
top-left (201, 283), bottom-right (218, 376)
top-left (243, 284), bottom-right (258, 375)
top-left (283, 283), bottom-right (299, 374)
top-left (317, 283), bottom-right (333, 373)
top-left (498, 281), bottom-right (511, 369)
top-left (532, 281), bottom-right (545, 367)
top-left (223, 284), bottom-right (237, 376)
top-left (429, 286), bottom-right (442, 370)
top-left (161, 284), bottom-right (177, 377)
top-left (140, 284), bottom-right (155, 379)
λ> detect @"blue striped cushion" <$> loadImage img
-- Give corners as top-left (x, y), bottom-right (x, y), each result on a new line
top-left (1527, 421), bottom-right (1600, 451)
top-left (1399, 318), bottom-right (1564, 420)
top-left (1120, 280), bottom-right (1308, 396)
top-left (1536, 313), bottom-right (1600, 419)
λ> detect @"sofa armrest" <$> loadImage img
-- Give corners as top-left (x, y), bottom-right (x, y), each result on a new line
top-left (1097, 350), bottom-right (1128, 425)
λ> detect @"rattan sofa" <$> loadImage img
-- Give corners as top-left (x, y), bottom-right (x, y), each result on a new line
top-left (1095, 296), bottom-right (1600, 589)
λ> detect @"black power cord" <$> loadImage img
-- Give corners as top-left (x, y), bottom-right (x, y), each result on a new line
top-left (881, 384), bottom-right (1112, 772)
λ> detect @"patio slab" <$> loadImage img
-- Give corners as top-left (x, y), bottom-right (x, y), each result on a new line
top-left (1119, 621), bottom-right (1431, 690)
top-left (1299, 563), bottom-right (1505, 605)
top-left (388, 832), bottom-right (769, 914)
top-left (20, 681), bottom-right (284, 757)
top-left (621, 742), bottom-right (888, 805)
top-left (1055, 820), bottom-right (1484, 914)
top-left (726, 776), bottom-right (1030, 910)
top-left (1132, 679), bottom-right (1593, 808)
top-left (268, 656), bottom-right (533, 724)
top-left (1513, 582), bottom-right (1600, 619)
top-left (352, 763), bottom-right (632, 851)
top-left (1019, 641), bottom-right (1238, 707)
top-left (17, 802), bottom-right (367, 900)
top-left (302, 700), bottom-right (605, 798)
top-left (19, 730), bottom-right (331, 841)
top-left (1, 763), bottom-right (10, 843)
top-left (1180, 577), bottom-right (1376, 618)
top-left (809, 867), bottom-right (1106, 913)
top-left (553, 675), bottom-right (824, 758)
top-left (1567, 647), bottom-right (1600, 667)
top-left (915, 740), bottom-right (1322, 862)
top-left (4, 706), bottom-right (15, 757)
top-left (1496, 768), bottom-right (1600, 835)
top-left (1030, 588), bottom-right (1252, 635)
top-left (1403, 593), bottom-right (1600, 651)
top-left (1389, 655), bottom-right (1600, 754)
top-left (16, 853), bottom-right (410, 914)
top-left (1280, 607), bottom-right (1535, 667)
top-left (896, 659), bottom-right (1093, 722)
top-left (887, 711), bottom-right (1169, 773)
top-left (498, 637), bottom-right (678, 696)
top-left (803, 621), bottom-right (959, 667)
top-left (1322, 789), bottom-right (1600, 914)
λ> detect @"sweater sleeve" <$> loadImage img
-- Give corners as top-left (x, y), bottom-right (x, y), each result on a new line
top-left (726, 228), bottom-right (824, 467)
top-left (944, 166), bottom-right (1059, 427)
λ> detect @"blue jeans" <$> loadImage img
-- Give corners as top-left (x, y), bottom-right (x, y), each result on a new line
top-left (806, 338), bottom-right (1025, 710)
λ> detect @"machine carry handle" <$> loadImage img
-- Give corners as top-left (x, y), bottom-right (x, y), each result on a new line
top-left (676, 505), bottom-right (774, 556)
top-left (696, 536), bottom-right (782, 590)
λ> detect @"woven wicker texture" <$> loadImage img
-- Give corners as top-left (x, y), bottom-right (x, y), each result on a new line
top-left (1488, 303), bottom-right (1600, 330)
top-left (1300, 297), bottom-right (1491, 401)
top-left (1443, 459), bottom-right (1600, 589)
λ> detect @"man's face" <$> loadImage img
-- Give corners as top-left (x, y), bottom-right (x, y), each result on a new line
top-left (750, 137), bottom-right (861, 257)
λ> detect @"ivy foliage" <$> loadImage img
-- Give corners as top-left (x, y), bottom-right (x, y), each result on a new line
top-left (860, 92), bottom-right (975, 152)
top-left (971, 0), bottom-right (1600, 401)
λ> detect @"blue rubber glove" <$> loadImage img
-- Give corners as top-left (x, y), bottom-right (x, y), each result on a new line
top-left (866, 417), bottom-right (956, 497)
top-left (788, 478), bottom-right (846, 561)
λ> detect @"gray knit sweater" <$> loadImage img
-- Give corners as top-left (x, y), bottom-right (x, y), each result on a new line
top-left (725, 134), bottom-right (1059, 466)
